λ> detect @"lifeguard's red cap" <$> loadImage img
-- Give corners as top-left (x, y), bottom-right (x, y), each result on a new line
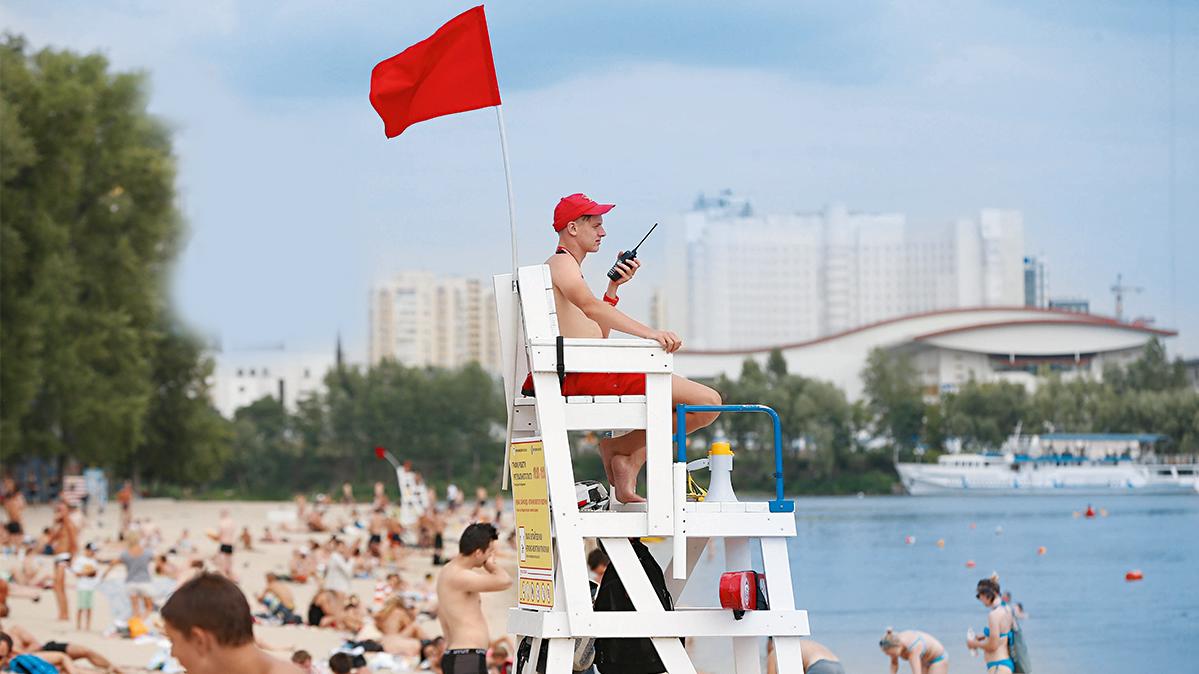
top-left (553, 193), bottom-right (615, 232)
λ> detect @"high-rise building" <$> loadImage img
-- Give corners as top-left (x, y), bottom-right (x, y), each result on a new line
top-left (666, 192), bottom-right (1026, 350)
top-left (369, 271), bottom-right (500, 373)
top-left (1023, 255), bottom-right (1047, 307)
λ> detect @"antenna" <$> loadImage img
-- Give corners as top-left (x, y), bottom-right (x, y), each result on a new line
top-left (1110, 273), bottom-right (1143, 322)
top-left (630, 222), bottom-right (658, 255)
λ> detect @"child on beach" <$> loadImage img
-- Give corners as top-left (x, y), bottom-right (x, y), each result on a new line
top-left (70, 543), bottom-right (100, 631)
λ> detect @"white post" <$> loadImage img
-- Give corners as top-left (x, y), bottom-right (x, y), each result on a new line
top-left (496, 104), bottom-right (521, 489)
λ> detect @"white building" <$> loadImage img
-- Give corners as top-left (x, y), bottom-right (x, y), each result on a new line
top-left (368, 271), bottom-right (500, 373)
top-left (674, 307), bottom-right (1176, 401)
top-left (665, 192), bottom-right (1025, 350)
top-left (210, 345), bottom-right (338, 418)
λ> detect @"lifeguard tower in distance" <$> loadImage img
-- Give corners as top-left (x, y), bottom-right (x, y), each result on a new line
top-left (495, 264), bottom-right (810, 674)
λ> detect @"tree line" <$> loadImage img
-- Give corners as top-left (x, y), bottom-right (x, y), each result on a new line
top-left (862, 337), bottom-right (1198, 457)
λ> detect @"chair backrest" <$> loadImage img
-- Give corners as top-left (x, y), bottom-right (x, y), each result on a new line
top-left (492, 273), bottom-right (525, 406)
top-left (494, 265), bottom-right (559, 403)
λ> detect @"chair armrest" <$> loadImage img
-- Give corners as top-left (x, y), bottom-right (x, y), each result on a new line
top-left (527, 338), bottom-right (672, 374)
top-left (528, 337), bottom-right (660, 349)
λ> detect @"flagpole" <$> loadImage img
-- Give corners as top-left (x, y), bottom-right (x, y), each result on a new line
top-left (496, 104), bottom-right (519, 490)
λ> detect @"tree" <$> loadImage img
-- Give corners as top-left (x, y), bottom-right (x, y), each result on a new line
top-left (130, 322), bottom-right (230, 485)
top-left (2, 36), bottom-right (222, 477)
top-left (942, 380), bottom-right (1027, 450)
top-left (860, 348), bottom-right (924, 449)
top-left (1105, 337), bottom-right (1188, 393)
top-left (766, 348), bottom-right (788, 380)
top-left (713, 356), bottom-right (856, 486)
top-left (3, 37), bottom-right (164, 461)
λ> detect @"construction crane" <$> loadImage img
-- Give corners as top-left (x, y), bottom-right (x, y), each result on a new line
top-left (1111, 273), bottom-right (1143, 321)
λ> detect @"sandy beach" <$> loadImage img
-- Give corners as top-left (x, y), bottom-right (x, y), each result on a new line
top-left (3, 498), bottom-right (518, 672)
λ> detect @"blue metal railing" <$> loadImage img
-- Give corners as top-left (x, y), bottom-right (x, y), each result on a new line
top-left (675, 403), bottom-right (795, 513)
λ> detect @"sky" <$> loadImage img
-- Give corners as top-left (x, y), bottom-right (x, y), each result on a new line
top-left (3, 0), bottom-right (1197, 359)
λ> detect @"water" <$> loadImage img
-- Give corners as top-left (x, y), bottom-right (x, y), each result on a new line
top-left (673, 494), bottom-right (1199, 674)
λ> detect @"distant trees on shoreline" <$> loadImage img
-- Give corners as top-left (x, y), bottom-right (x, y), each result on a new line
top-left (860, 337), bottom-right (1198, 457)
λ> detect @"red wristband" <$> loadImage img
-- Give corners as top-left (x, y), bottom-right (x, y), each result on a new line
top-left (603, 294), bottom-right (619, 306)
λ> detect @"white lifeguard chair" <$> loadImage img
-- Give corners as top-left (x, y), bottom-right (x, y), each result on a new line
top-left (495, 265), bottom-right (810, 674)
top-left (396, 464), bottom-right (430, 530)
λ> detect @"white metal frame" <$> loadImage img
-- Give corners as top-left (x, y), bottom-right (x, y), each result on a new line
top-left (496, 265), bottom-right (809, 674)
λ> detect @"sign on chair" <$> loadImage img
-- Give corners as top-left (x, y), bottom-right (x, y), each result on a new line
top-left (511, 437), bottom-right (555, 609)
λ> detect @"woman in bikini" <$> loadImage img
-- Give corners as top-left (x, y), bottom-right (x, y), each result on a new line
top-left (969, 576), bottom-right (1016, 673)
top-left (879, 628), bottom-right (949, 674)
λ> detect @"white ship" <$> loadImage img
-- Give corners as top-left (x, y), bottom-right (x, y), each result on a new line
top-left (895, 432), bottom-right (1199, 495)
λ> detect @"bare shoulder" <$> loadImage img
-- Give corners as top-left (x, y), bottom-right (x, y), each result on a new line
top-left (436, 562), bottom-right (463, 588)
top-left (546, 252), bottom-right (578, 279)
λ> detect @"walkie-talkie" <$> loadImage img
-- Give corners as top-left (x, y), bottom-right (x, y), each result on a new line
top-left (607, 222), bottom-right (658, 281)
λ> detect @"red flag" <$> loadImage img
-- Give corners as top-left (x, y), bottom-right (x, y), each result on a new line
top-left (370, 5), bottom-right (502, 138)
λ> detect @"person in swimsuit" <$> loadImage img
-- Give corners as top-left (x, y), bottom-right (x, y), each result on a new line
top-left (880, 627), bottom-right (949, 674)
top-left (49, 500), bottom-right (78, 621)
top-left (767, 637), bottom-right (844, 674)
top-left (0, 622), bottom-right (117, 672)
top-left (2, 478), bottom-right (25, 549)
top-left (117, 480), bottom-right (133, 534)
top-left (436, 523), bottom-right (511, 674)
top-left (969, 577), bottom-right (1016, 673)
top-left (161, 573), bottom-right (300, 674)
top-left (522, 193), bottom-right (722, 503)
top-left (215, 509), bottom-right (236, 579)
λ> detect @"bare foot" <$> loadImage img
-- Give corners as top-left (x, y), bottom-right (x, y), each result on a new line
top-left (610, 454), bottom-right (645, 503)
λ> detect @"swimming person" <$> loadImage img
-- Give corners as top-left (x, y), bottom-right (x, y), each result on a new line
top-left (879, 628), bottom-right (948, 674)
top-left (969, 576), bottom-right (1016, 673)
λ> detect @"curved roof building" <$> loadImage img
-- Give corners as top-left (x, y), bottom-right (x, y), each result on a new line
top-left (674, 307), bottom-right (1176, 401)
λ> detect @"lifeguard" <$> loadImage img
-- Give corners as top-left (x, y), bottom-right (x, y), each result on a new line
top-left (522, 192), bottom-right (722, 503)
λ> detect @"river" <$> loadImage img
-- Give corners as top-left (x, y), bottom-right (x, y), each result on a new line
top-left (674, 493), bottom-right (1197, 673)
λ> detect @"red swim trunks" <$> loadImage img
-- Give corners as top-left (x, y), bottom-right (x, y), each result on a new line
top-left (521, 372), bottom-right (646, 397)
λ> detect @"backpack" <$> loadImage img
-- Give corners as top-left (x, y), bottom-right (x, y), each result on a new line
top-left (514, 635), bottom-right (597, 674)
top-left (593, 538), bottom-right (678, 674)
top-left (1008, 607), bottom-right (1032, 674)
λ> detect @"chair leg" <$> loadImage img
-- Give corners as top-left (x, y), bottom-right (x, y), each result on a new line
top-left (544, 638), bottom-right (573, 674)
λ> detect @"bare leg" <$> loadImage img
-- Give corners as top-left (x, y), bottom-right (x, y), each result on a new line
top-left (53, 563), bottom-right (69, 620)
top-left (128, 591), bottom-right (142, 620)
top-left (34, 651), bottom-right (80, 674)
top-left (598, 375), bottom-right (721, 503)
top-left (66, 643), bottom-right (115, 671)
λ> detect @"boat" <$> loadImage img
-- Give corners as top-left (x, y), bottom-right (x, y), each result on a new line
top-left (895, 432), bottom-right (1199, 495)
